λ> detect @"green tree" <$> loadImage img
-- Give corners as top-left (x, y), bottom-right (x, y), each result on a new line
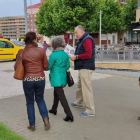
top-left (35, 0), bottom-right (57, 37)
top-left (35, 0), bottom-right (95, 47)
top-left (86, 0), bottom-right (103, 33)
top-left (101, 0), bottom-right (123, 46)
top-left (53, 0), bottom-right (95, 46)
top-left (122, 0), bottom-right (138, 31)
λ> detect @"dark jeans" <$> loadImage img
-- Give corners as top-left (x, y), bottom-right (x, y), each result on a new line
top-left (23, 80), bottom-right (48, 126)
top-left (52, 87), bottom-right (72, 117)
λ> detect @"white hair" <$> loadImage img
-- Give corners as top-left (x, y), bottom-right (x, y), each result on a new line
top-left (76, 25), bottom-right (85, 32)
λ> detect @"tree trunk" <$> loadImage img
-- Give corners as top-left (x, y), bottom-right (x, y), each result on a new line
top-left (73, 32), bottom-right (75, 48)
top-left (106, 34), bottom-right (108, 49)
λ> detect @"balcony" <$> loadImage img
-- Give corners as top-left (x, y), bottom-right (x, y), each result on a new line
top-left (3, 33), bottom-right (17, 36)
top-left (1, 31), bottom-right (9, 33)
top-left (0, 20), bottom-right (24, 24)
top-left (3, 36), bottom-right (10, 38)
top-left (19, 33), bottom-right (25, 36)
top-left (3, 36), bottom-right (17, 38)
top-left (18, 26), bottom-right (25, 29)
top-left (1, 27), bottom-right (17, 29)
top-left (18, 28), bottom-right (25, 32)
top-left (2, 29), bottom-right (17, 32)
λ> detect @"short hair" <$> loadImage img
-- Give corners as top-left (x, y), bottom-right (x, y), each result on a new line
top-left (51, 36), bottom-right (65, 49)
top-left (24, 31), bottom-right (37, 45)
top-left (76, 25), bottom-right (85, 32)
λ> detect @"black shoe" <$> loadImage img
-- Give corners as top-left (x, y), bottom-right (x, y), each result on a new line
top-left (63, 116), bottom-right (74, 122)
top-left (49, 109), bottom-right (57, 115)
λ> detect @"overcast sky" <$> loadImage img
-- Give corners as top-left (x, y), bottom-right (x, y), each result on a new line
top-left (0, 0), bottom-right (41, 17)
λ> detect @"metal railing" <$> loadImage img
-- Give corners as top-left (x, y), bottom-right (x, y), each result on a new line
top-left (95, 50), bottom-right (140, 63)
top-left (126, 38), bottom-right (138, 42)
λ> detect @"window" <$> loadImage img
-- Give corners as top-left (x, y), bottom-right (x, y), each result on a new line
top-left (112, 35), bottom-right (115, 44)
top-left (0, 41), bottom-right (14, 48)
top-left (69, 34), bottom-right (73, 39)
top-left (7, 42), bottom-right (14, 48)
top-left (0, 41), bottom-right (7, 48)
top-left (34, 15), bottom-right (36, 17)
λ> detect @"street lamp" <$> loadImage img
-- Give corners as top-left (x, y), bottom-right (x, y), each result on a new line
top-left (30, 0), bottom-right (34, 31)
top-left (24, 0), bottom-right (28, 33)
top-left (99, 10), bottom-right (102, 49)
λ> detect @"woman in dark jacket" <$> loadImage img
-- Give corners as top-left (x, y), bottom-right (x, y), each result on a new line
top-left (14, 32), bottom-right (50, 131)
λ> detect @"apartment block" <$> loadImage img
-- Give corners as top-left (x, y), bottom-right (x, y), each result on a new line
top-left (0, 16), bottom-right (25, 40)
top-left (136, 0), bottom-right (140, 22)
top-left (27, 3), bottom-right (43, 42)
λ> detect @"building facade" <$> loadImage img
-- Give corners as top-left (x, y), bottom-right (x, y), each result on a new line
top-left (126, 0), bottom-right (140, 45)
top-left (27, 3), bottom-right (43, 42)
top-left (0, 16), bottom-right (25, 40)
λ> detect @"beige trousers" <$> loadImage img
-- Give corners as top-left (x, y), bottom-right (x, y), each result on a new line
top-left (75, 69), bottom-right (95, 114)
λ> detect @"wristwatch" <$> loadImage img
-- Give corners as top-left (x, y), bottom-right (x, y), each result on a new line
top-left (76, 55), bottom-right (78, 59)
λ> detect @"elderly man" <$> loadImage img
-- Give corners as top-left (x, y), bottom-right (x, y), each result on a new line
top-left (70, 25), bottom-right (95, 117)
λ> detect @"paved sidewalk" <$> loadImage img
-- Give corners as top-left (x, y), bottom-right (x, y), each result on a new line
top-left (96, 69), bottom-right (140, 78)
top-left (0, 76), bottom-right (140, 140)
top-left (0, 48), bottom-right (112, 99)
top-left (1, 45), bottom-right (140, 140)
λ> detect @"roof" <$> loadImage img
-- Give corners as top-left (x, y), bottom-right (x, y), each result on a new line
top-left (27, 3), bottom-right (41, 9)
top-left (133, 26), bottom-right (140, 31)
top-left (0, 38), bottom-right (10, 41)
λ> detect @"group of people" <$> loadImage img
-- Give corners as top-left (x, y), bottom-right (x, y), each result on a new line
top-left (14, 25), bottom-right (96, 131)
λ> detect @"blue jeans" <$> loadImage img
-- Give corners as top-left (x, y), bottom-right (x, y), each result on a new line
top-left (23, 80), bottom-right (48, 126)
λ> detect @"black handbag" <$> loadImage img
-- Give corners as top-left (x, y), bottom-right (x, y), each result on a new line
top-left (66, 70), bottom-right (74, 87)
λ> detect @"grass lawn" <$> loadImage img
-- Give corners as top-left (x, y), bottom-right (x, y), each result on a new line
top-left (0, 123), bottom-right (25, 140)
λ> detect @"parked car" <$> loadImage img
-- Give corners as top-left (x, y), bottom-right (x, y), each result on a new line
top-left (0, 38), bottom-right (24, 60)
top-left (12, 41), bottom-right (25, 47)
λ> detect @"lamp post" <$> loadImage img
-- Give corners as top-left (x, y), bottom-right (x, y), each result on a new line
top-left (24, 0), bottom-right (28, 33)
top-left (138, 0), bottom-right (140, 9)
top-left (99, 10), bottom-right (102, 49)
top-left (30, 0), bottom-right (34, 31)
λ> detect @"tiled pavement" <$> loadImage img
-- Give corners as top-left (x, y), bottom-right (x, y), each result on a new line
top-left (0, 76), bottom-right (140, 140)
top-left (0, 48), bottom-right (112, 99)
top-left (1, 45), bottom-right (140, 140)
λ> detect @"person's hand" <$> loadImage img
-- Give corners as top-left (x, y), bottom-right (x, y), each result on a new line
top-left (70, 55), bottom-right (76, 61)
top-left (139, 81), bottom-right (140, 86)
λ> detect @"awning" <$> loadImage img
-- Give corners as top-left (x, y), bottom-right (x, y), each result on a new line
top-left (133, 26), bottom-right (140, 31)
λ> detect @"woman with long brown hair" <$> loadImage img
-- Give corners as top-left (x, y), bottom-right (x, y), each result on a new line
top-left (14, 32), bottom-right (50, 131)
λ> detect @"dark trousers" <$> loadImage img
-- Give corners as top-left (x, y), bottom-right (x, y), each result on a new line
top-left (23, 80), bottom-right (49, 126)
top-left (52, 87), bottom-right (72, 117)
